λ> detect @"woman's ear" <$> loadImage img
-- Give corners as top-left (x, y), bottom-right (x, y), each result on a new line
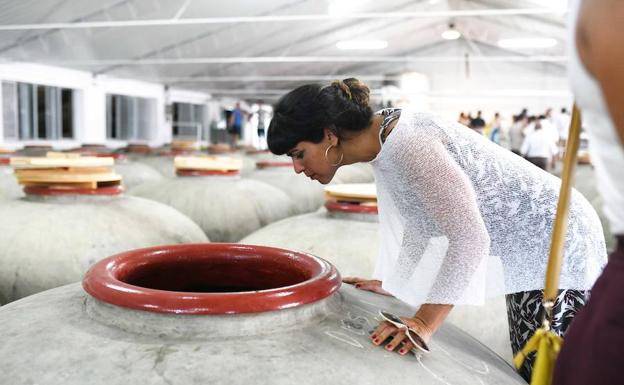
top-left (323, 127), bottom-right (339, 146)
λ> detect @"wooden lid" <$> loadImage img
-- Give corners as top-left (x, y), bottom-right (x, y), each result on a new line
top-left (325, 183), bottom-right (377, 202)
top-left (172, 140), bottom-right (198, 150)
top-left (206, 144), bottom-right (234, 154)
top-left (174, 156), bottom-right (242, 173)
top-left (125, 144), bottom-right (152, 154)
top-left (324, 183), bottom-right (377, 214)
top-left (10, 152), bottom-right (122, 194)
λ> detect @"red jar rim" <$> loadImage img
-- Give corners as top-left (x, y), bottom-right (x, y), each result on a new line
top-left (176, 169), bottom-right (241, 177)
top-left (256, 161), bottom-right (291, 169)
top-left (83, 243), bottom-right (341, 315)
top-left (24, 185), bottom-right (123, 196)
top-left (246, 149), bottom-right (271, 155)
top-left (0, 158), bottom-right (10, 165)
top-left (325, 201), bottom-right (378, 214)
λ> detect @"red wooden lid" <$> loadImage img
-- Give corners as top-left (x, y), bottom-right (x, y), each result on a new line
top-left (24, 185), bottom-right (123, 196)
top-left (256, 160), bottom-right (291, 169)
top-left (325, 201), bottom-right (378, 215)
top-left (176, 169), bottom-right (241, 177)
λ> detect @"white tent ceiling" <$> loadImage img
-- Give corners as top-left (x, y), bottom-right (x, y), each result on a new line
top-left (0, 0), bottom-right (570, 102)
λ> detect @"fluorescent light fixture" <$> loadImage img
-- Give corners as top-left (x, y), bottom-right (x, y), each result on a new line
top-left (441, 23), bottom-right (461, 40)
top-left (497, 38), bottom-right (558, 49)
top-left (336, 39), bottom-right (388, 50)
top-left (441, 29), bottom-right (461, 40)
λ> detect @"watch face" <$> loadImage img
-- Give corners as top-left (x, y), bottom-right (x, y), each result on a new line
top-left (380, 311), bottom-right (404, 325)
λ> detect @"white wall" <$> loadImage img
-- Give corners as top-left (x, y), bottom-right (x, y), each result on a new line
top-left (0, 62), bottom-right (208, 149)
top-left (0, 63), bottom-right (92, 149)
top-left (92, 75), bottom-right (168, 147)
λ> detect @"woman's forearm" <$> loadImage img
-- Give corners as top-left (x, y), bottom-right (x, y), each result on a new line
top-left (410, 304), bottom-right (454, 339)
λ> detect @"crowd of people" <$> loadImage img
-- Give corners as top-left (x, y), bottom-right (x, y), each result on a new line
top-left (458, 108), bottom-right (572, 171)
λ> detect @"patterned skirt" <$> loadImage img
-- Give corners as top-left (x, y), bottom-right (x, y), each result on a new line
top-left (506, 288), bottom-right (589, 382)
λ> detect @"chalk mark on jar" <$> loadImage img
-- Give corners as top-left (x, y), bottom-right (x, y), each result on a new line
top-left (324, 330), bottom-right (364, 349)
top-left (436, 344), bottom-right (490, 375)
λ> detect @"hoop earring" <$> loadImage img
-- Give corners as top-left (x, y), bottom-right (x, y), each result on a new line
top-left (324, 144), bottom-right (344, 167)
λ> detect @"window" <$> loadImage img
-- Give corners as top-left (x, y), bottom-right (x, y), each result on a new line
top-left (106, 94), bottom-right (156, 141)
top-left (172, 102), bottom-right (206, 141)
top-left (2, 81), bottom-right (74, 140)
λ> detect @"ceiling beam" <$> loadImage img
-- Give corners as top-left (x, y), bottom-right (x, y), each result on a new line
top-left (21, 54), bottom-right (566, 67)
top-left (160, 75), bottom-right (402, 83)
top-left (0, 8), bottom-right (567, 31)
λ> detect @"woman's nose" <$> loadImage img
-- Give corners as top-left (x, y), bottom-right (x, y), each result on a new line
top-left (292, 158), bottom-right (305, 174)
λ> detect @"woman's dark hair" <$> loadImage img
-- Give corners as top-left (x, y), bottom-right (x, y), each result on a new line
top-left (267, 78), bottom-right (373, 155)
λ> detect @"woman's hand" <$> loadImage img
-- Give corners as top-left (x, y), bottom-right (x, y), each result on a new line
top-left (370, 304), bottom-right (454, 355)
top-left (342, 277), bottom-right (393, 296)
top-left (370, 316), bottom-right (433, 355)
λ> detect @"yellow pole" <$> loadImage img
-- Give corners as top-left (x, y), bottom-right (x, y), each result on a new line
top-left (543, 105), bottom-right (582, 302)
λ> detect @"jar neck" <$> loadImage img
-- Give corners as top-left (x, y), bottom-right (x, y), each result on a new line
top-left (85, 293), bottom-right (339, 340)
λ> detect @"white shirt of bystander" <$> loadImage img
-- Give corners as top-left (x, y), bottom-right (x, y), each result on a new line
top-left (521, 128), bottom-right (559, 158)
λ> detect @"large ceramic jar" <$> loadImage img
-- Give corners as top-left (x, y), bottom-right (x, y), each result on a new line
top-left (129, 156), bottom-right (296, 242)
top-left (0, 243), bottom-right (524, 385)
top-left (333, 163), bottom-right (376, 184)
top-left (0, 154), bottom-right (208, 304)
top-left (241, 184), bottom-right (379, 277)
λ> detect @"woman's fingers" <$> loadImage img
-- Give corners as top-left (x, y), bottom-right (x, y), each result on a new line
top-left (398, 340), bottom-right (415, 355)
top-left (370, 320), bottom-right (421, 355)
top-left (384, 329), bottom-right (408, 352)
top-left (342, 276), bottom-right (365, 284)
top-left (343, 278), bottom-right (394, 297)
top-left (355, 281), bottom-right (378, 290)
top-left (356, 281), bottom-right (393, 296)
top-left (371, 321), bottom-right (394, 345)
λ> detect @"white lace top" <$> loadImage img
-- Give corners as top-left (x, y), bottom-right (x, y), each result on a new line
top-left (369, 109), bottom-right (607, 306)
top-left (569, 0), bottom-right (624, 236)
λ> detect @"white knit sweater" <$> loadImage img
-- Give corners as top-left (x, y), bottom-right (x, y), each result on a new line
top-left (369, 109), bottom-right (606, 306)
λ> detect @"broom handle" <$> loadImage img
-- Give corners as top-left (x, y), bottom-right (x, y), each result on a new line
top-left (543, 105), bottom-right (582, 303)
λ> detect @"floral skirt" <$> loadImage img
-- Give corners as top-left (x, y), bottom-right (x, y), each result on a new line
top-left (506, 288), bottom-right (589, 382)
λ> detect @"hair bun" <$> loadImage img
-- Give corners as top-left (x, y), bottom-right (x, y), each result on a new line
top-left (342, 78), bottom-right (370, 108)
top-left (330, 80), bottom-right (352, 100)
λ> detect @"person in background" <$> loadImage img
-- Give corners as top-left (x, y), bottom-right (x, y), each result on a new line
top-left (256, 100), bottom-right (268, 141)
top-left (488, 112), bottom-right (503, 145)
top-left (542, 108), bottom-right (562, 148)
top-left (518, 108), bottom-right (528, 120)
top-left (458, 112), bottom-right (471, 126)
top-left (509, 115), bottom-right (528, 156)
top-left (227, 102), bottom-right (245, 147)
top-left (521, 119), bottom-right (559, 170)
top-left (554, 107), bottom-right (572, 149)
top-left (552, 0), bottom-right (624, 383)
top-left (470, 110), bottom-right (486, 135)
